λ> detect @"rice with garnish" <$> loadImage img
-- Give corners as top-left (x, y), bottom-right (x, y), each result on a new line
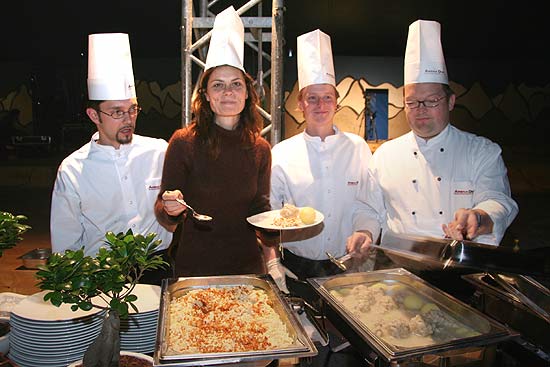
top-left (167, 285), bottom-right (293, 354)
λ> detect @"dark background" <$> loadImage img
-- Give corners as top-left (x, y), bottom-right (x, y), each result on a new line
top-left (5, 1), bottom-right (549, 64)
top-left (3, 0), bottom-right (547, 130)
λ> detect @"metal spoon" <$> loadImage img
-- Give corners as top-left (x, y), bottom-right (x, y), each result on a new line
top-left (175, 198), bottom-right (213, 222)
top-left (326, 251), bottom-right (352, 271)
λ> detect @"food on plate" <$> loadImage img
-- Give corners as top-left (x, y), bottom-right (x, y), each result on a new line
top-left (330, 281), bottom-right (481, 347)
top-left (167, 285), bottom-right (293, 354)
top-left (299, 207), bottom-right (316, 225)
top-left (280, 203), bottom-right (299, 219)
top-left (273, 204), bottom-right (302, 227)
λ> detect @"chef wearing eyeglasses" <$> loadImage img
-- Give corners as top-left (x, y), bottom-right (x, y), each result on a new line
top-left (50, 34), bottom-right (173, 284)
top-left (348, 20), bottom-right (518, 249)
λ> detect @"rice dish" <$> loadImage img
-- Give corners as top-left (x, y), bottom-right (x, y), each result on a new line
top-left (167, 285), bottom-right (293, 354)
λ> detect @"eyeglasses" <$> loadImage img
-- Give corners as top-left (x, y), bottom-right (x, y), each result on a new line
top-left (404, 96), bottom-right (446, 109)
top-left (98, 105), bottom-right (142, 119)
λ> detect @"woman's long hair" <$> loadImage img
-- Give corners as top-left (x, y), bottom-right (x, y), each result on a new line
top-left (190, 66), bottom-right (263, 159)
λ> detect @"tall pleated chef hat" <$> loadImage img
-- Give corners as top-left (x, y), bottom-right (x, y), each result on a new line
top-left (404, 20), bottom-right (448, 85)
top-left (87, 33), bottom-right (136, 100)
top-left (297, 29), bottom-right (336, 91)
top-left (204, 6), bottom-right (245, 72)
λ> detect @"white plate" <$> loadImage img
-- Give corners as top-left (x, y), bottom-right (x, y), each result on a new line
top-left (246, 208), bottom-right (324, 230)
top-left (11, 285), bottom-right (158, 322)
top-left (126, 284), bottom-right (161, 314)
top-left (11, 291), bottom-right (103, 321)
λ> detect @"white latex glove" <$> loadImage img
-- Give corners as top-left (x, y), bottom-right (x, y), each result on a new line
top-left (266, 258), bottom-right (298, 294)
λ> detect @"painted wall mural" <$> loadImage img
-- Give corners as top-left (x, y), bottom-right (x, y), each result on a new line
top-left (1, 73), bottom-right (549, 154)
top-left (282, 77), bottom-right (550, 150)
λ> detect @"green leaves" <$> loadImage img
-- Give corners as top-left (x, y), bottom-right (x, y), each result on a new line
top-left (0, 211), bottom-right (31, 256)
top-left (36, 229), bottom-right (168, 319)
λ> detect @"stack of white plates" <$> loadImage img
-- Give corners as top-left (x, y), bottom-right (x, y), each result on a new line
top-left (119, 284), bottom-right (161, 354)
top-left (8, 291), bottom-right (105, 367)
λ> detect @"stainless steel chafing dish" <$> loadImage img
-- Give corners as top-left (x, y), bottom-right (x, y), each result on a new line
top-left (308, 268), bottom-right (517, 364)
top-left (463, 272), bottom-right (550, 353)
top-left (154, 274), bottom-right (317, 366)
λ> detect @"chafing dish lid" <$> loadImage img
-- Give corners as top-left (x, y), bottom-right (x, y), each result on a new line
top-left (471, 272), bottom-right (550, 323)
top-left (376, 232), bottom-right (550, 278)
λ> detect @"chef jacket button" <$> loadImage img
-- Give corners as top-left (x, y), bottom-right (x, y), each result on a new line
top-left (440, 148), bottom-right (445, 152)
top-left (412, 211), bottom-right (416, 215)
top-left (132, 224), bottom-right (136, 228)
top-left (412, 179), bottom-right (417, 184)
top-left (413, 151), bottom-right (418, 156)
top-left (437, 177), bottom-right (442, 181)
top-left (439, 211), bottom-right (443, 215)
top-left (129, 201), bottom-right (133, 205)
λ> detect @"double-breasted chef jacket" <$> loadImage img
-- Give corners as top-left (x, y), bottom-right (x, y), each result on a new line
top-left (352, 124), bottom-right (518, 245)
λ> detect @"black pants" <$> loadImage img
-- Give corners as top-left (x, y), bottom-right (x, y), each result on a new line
top-left (138, 249), bottom-right (175, 286)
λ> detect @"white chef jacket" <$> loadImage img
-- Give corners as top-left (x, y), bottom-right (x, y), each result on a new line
top-left (51, 133), bottom-right (172, 256)
top-left (271, 127), bottom-right (372, 260)
top-left (352, 124), bottom-right (518, 245)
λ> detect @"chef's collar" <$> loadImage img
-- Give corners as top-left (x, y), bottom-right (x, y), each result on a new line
top-left (90, 131), bottom-right (132, 156)
top-left (303, 125), bottom-right (340, 143)
top-left (413, 123), bottom-right (451, 148)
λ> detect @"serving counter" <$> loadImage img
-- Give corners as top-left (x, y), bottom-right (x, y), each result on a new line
top-left (2, 233), bottom-right (550, 367)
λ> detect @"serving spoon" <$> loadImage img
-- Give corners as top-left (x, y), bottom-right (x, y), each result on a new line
top-left (176, 198), bottom-right (213, 222)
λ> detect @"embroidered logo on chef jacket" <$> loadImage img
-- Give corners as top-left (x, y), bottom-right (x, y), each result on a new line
top-left (454, 189), bottom-right (474, 195)
top-left (347, 181), bottom-right (359, 186)
top-left (148, 185), bottom-right (161, 190)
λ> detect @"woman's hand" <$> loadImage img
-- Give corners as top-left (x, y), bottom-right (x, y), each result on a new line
top-left (162, 190), bottom-right (186, 217)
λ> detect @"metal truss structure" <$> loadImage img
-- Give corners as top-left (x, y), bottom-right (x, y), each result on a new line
top-left (180, 0), bottom-right (284, 145)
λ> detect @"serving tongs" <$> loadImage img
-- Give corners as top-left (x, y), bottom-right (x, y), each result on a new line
top-left (326, 252), bottom-right (353, 271)
top-left (485, 272), bottom-right (550, 324)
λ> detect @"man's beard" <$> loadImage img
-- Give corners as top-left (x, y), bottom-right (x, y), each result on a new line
top-left (116, 128), bottom-right (134, 145)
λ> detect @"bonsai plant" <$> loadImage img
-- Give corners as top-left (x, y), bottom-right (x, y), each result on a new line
top-left (36, 229), bottom-right (168, 367)
top-left (0, 211), bottom-right (31, 257)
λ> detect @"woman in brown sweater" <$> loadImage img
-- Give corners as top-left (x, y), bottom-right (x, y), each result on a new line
top-left (154, 64), bottom-right (272, 276)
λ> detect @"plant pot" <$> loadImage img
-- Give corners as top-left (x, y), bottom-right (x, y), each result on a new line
top-left (67, 351), bottom-right (153, 367)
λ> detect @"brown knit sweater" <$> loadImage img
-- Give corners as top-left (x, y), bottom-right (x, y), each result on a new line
top-left (155, 124), bottom-right (272, 276)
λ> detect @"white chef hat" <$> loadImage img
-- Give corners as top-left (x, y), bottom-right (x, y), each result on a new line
top-left (87, 33), bottom-right (136, 101)
top-left (404, 20), bottom-right (448, 85)
top-left (297, 29), bottom-right (336, 91)
top-left (204, 6), bottom-right (245, 72)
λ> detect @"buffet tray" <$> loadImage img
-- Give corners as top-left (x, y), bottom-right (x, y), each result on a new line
top-left (463, 272), bottom-right (550, 351)
top-left (309, 268), bottom-right (517, 363)
top-left (154, 275), bottom-right (317, 366)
